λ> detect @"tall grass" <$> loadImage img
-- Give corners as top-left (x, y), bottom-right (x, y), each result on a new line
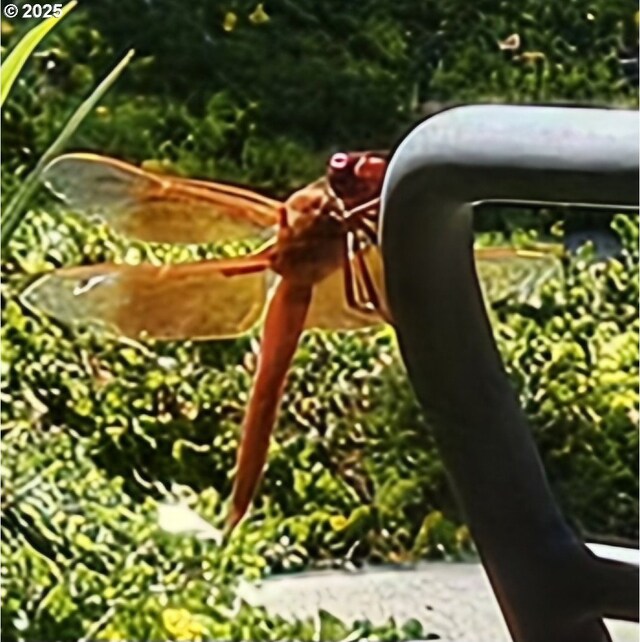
top-left (1, 48), bottom-right (135, 249)
top-left (0, 1), bottom-right (77, 106)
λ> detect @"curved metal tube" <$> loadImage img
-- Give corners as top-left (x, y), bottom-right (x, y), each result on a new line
top-left (379, 105), bottom-right (639, 642)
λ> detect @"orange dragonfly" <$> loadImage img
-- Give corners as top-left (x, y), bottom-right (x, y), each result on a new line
top-left (21, 151), bottom-right (561, 531)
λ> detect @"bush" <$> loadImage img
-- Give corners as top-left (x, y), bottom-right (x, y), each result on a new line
top-left (2, 1), bottom-right (637, 638)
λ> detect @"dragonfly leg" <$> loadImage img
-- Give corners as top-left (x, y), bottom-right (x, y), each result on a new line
top-left (357, 206), bottom-right (380, 222)
top-left (354, 245), bottom-right (380, 310)
top-left (344, 231), bottom-right (393, 323)
top-left (342, 234), bottom-right (360, 310)
top-left (354, 218), bottom-right (378, 246)
top-left (343, 233), bottom-right (380, 316)
top-left (344, 199), bottom-right (380, 248)
top-left (344, 197), bottom-right (380, 223)
top-left (349, 234), bottom-right (371, 308)
top-left (344, 198), bottom-right (380, 245)
top-left (350, 233), bottom-right (373, 308)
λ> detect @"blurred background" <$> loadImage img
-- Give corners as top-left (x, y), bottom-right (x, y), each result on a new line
top-left (1, 0), bottom-right (638, 640)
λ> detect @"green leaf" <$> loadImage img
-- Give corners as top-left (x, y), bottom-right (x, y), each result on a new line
top-left (249, 4), bottom-right (270, 25)
top-left (0, 1), bottom-right (77, 106)
top-left (314, 609), bottom-right (348, 642)
top-left (2, 49), bottom-right (135, 249)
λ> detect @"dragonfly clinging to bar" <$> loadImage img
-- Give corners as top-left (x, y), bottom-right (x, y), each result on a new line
top-left (21, 150), bottom-right (562, 530)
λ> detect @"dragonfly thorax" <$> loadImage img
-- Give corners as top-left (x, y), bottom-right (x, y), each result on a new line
top-left (271, 206), bottom-right (346, 285)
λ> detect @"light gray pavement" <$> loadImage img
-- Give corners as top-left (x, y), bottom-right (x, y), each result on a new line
top-left (158, 504), bottom-right (638, 639)
top-left (239, 558), bottom-right (638, 641)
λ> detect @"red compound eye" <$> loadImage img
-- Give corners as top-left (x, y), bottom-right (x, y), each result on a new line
top-left (354, 156), bottom-right (386, 180)
top-left (329, 152), bottom-right (349, 170)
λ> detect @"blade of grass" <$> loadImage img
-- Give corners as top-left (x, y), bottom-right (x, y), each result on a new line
top-left (1, 49), bottom-right (135, 250)
top-left (0, 1), bottom-right (78, 106)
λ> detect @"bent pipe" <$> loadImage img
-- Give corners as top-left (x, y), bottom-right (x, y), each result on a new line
top-left (379, 105), bottom-right (639, 642)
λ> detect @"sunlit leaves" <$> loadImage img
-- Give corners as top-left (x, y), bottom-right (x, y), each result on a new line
top-left (223, 12), bottom-right (238, 32)
top-left (249, 4), bottom-right (270, 25)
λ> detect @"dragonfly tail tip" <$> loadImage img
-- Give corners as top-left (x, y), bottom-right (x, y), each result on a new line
top-left (223, 507), bottom-right (245, 537)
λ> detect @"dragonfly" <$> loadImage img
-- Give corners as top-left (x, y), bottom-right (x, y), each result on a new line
top-left (21, 150), bottom-right (562, 531)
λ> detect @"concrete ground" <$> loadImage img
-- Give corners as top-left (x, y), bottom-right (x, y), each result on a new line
top-left (159, 503), bottom-right (638, 639)
top-left (239, 555), bottom-right (638, 641)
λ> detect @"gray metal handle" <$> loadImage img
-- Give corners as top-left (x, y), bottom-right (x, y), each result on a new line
top-left (379, 105), bottom-right (639, 642)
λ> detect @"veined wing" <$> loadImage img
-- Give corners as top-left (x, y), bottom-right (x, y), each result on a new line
top-left (21, 255), bottom-right (272, 340)
top-left (41, 153), bottom-right (281, 244)
top-left (305, 245), bottom-right (390, 330)
top-left (474, 245), bottom-right (563, 304)
top-left (305, 244), bottom-right (563, 330)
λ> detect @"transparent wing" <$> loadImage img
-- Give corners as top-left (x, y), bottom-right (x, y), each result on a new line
top-left (474, 245), bottom-right (563, 305)
top-left (42, 153), bottom-right (281, 244)
top-left (305, 245), bottom-right (390, 330)
top-left (305, 244), bottom-right (562, 330)
top-left (21, 256), bottom-right (272, 340)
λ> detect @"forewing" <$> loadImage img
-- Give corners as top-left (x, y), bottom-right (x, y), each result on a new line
top-left (42, 153), bottom-right (280, 244)
top-left (305, 245), bottom-right (390, 330)
top-left (21, 257), bottom-right (271, 340)
top-left (474, 246), bottom-right (563, 305)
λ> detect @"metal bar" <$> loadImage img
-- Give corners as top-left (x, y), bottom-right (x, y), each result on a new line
top-left (379, 105), bottom-right (639, 642)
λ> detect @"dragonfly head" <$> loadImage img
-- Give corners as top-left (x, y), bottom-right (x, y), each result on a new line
top-left (328, 151), bottom-right (387, 209)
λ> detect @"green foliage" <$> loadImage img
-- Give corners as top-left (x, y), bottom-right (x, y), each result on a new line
top-left (0, 1), bottom-right (76, 106)
top-left (3, 0), bottom-right (636, 199)
top-left (2, 428), bottom-right (433, 641)
top-left (2, 50), bottom-right (134, 249)
top-left (2, 0), bottom-right (638, 638)
top-left (494, 215), bottom-right (639, 539)
top-left (425, 0), bottom-right (637, 104)
top-left (2, 209), bottom-right (637, 639)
